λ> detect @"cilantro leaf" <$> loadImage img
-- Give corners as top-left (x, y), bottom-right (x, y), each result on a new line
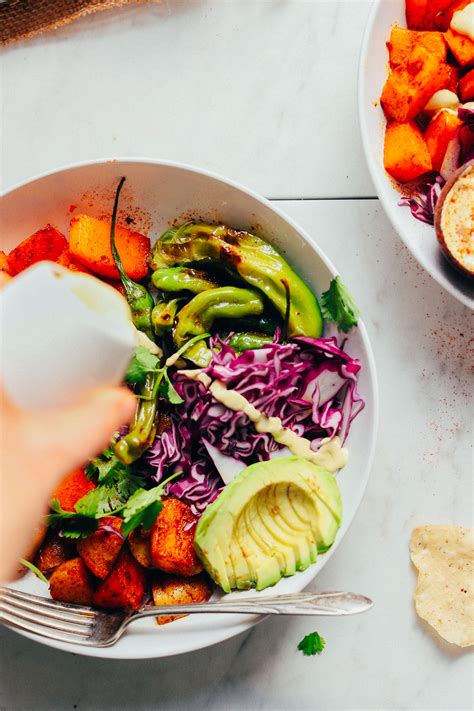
top-left (297, 631), bottom-right (326, 656)
top-left (121, 471), bottom-right (182, 536)
top-left (46, 499), bottom-right (99, 539)
top-left (159, 370), bottom-right (184, 405)
top-left (321, 276), bottom-right (360, 333)
top-left (19, 559), bottom-right (49, 584)
top-left (126, 346), bottom-right (160, 385)
top-left (74, 487), bottom-right (124, 518)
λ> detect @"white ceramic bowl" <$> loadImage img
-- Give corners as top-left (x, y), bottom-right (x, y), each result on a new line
top-left (358, 0), bottom-right (474, 308)
top-left (1, 159), bottom-right (378, 659)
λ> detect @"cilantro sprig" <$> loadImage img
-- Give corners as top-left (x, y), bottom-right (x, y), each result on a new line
top-left (297, 631), bottom-right (326, 656)
top-left (46, 499), bottom-right (100, 539)
top-left (125, 334), bottom-right (211, 407)
top-left (125, 346), bottom-right (183, 405)
top-left (121, 471), bottom-right (182, 537)
top-left (321, 276), bottom-right (360, 333)
top-left (47, 448), bottom-right (145, 538)
top-left (125, 346), bottom-right (161, 386)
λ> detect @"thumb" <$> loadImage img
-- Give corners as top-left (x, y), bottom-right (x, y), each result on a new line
top-left (32, 387), bottom-right (136, 477)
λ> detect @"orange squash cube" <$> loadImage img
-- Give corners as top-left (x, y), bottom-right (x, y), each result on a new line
top-left (36, 532), bottom-right (76, 575)
top-left (445, 28), bottom-right (474, 67)
top-left (381, 45), bottom-right (447, 122)
top-left (93, 549), bottom-right (145, 609)
top-left (384, 122), bottom-right (433, 183)
top-left (77, 516), bottom-right (125, 579)
top-left (152, 573), bottom-right (212, 625)
top-left (69, 214), bottom-right (150, 280)
top-left (150, 498), bottom-right (202, 576)
top-left (128, 527), bottom-right (153, 568)
top-left (459, 68), bottom-right (474, 101)
top-left (425, 109), bottom-right (463, 171)
top-left (49, 558), bottom-right (94, 605)
top-left (405, 0), bottom-right (469, 31)
top-left (406, 0), bottom-right (454, 30)
top-left (0, 250), bottom-right (10, 273)
top-left (388, 27), bottom-right (447, 68)
top-left (52, 468), bottom-right (96, 512)
top-left (7, 226), bottom-right (68, 276)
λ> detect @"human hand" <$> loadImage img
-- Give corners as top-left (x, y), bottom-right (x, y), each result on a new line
top-left (0, 385), bottom-right (135, 582)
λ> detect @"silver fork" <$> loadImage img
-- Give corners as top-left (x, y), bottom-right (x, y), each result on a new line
top-left (0, 587), bottom-right (372, 647)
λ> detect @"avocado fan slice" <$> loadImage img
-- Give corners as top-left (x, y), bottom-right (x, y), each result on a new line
top-left (194, 457), bottom-right (342, 592)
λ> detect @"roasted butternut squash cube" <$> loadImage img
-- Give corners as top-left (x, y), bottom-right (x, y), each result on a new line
top-left (93, 549), bottom-right (145, 609)
top-left (0, 250), bottom-right (10, 273)
top-left (381, 45), bottom-right (447, 121)
top-left (69, 214), bottom-right (150, 280)
top-left (150, 498), bottom-right (202, 576)
top-left (77, 516), bottom-right (125, 579)
top-left (437, 63), bottom-right (460, 93)
top-left (384, 121), bottom-right (433, 182)
top-left (49, 558), bottom-right (94, 605)
top-left (52, 468), bottom-right (96, 512)
top-left (406, 0), bottom-right (464, 30)
top-left (52, 468), bottom-right (96, 513)
top-left (128, 527), bottom-right (153, 568)
top-left (445, 28), bottom-right (474, 67)
top-left (7, 226), bottom-right (68, 276)
top-left (425, 109), bottom-right (463, 171)
top-left (152, 573), bottom-right (212, 625)
top-left (36, 532), bottom-right (76, 575)
top-left (460, 68), bottom-right (474, 101)
top-left (388, 27), bottom-right (447, 68)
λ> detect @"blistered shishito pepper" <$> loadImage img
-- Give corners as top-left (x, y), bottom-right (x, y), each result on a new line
top-left (110, 177), bottom-right (154, 341)
top-left (151, 298), bottom-right (183, 337)
top-left (173, 286), bottom-right (265, 366)
top-left (151, 222), bottom-right (323, 338)
top-left (151, 267), bottom-right (219, 294)
top-left (115, 372), bottom-right (158, 465)
top-left (219, 315), bottom-right (277, 337)
top-left (228, 332), bottom-right (273, 352)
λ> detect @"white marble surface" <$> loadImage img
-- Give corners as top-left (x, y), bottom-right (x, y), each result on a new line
top-left (0, 2), bottom-right (472, 710)
top-left (1, 0), bottom-right (374, 198)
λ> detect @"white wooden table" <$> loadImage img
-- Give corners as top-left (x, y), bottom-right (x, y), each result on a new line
top-left (1, 3), bottom-right (472, 710)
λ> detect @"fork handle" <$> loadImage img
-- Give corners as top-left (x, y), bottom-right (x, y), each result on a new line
top-left (131, 591), bottom-right (373, 621)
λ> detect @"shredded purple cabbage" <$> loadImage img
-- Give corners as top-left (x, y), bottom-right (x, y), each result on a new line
top-left (143, 337), bottom-right (364, 515)
top-left (399, 106), bottom-right (474, 225)
top-left (399, 175), bottom-right (445, 225)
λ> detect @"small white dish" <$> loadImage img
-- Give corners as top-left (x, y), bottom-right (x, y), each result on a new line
top-left (0, 158), bottom-right (378, 659)
top-left (358, 0), bottom-right (474, 308)
top-left (0, 262), bottom-right (136, 410)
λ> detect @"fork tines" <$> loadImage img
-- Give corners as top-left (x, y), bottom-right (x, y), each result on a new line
top-left (0, 586), bottom-right (96, 645)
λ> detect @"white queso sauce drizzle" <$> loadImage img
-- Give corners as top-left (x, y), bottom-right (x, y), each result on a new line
top-left (180, 370), bottom-right (348, 472)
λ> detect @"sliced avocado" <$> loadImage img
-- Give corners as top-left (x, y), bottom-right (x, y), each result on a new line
top-left (194, 457), bottom-right (342, 592)
top-left (298, 465), bottom-right (342, 552)
top-left (261, 483), bottom-right (314, 572)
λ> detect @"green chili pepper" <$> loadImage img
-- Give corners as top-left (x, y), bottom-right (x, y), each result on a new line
top-left (173, 286), bottom-right (265, 366)
top-left (151, 267), bottom-right (219, 294)
top-left (151, 222), bottom-right (323, 338)
top-left (114, 371), bottom-right (159, 465)
top-left (151, 298), bottom-right (183, 337)
top-left (110, 177), bottom-right (154, 341)
top-left (219, 315), bottom-right (277, 337)
top-left (228, 332), bottom-right (273, 352)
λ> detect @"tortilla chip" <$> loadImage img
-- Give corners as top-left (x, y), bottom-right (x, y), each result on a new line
top-left (410, 525), bottom-right (474, 647)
